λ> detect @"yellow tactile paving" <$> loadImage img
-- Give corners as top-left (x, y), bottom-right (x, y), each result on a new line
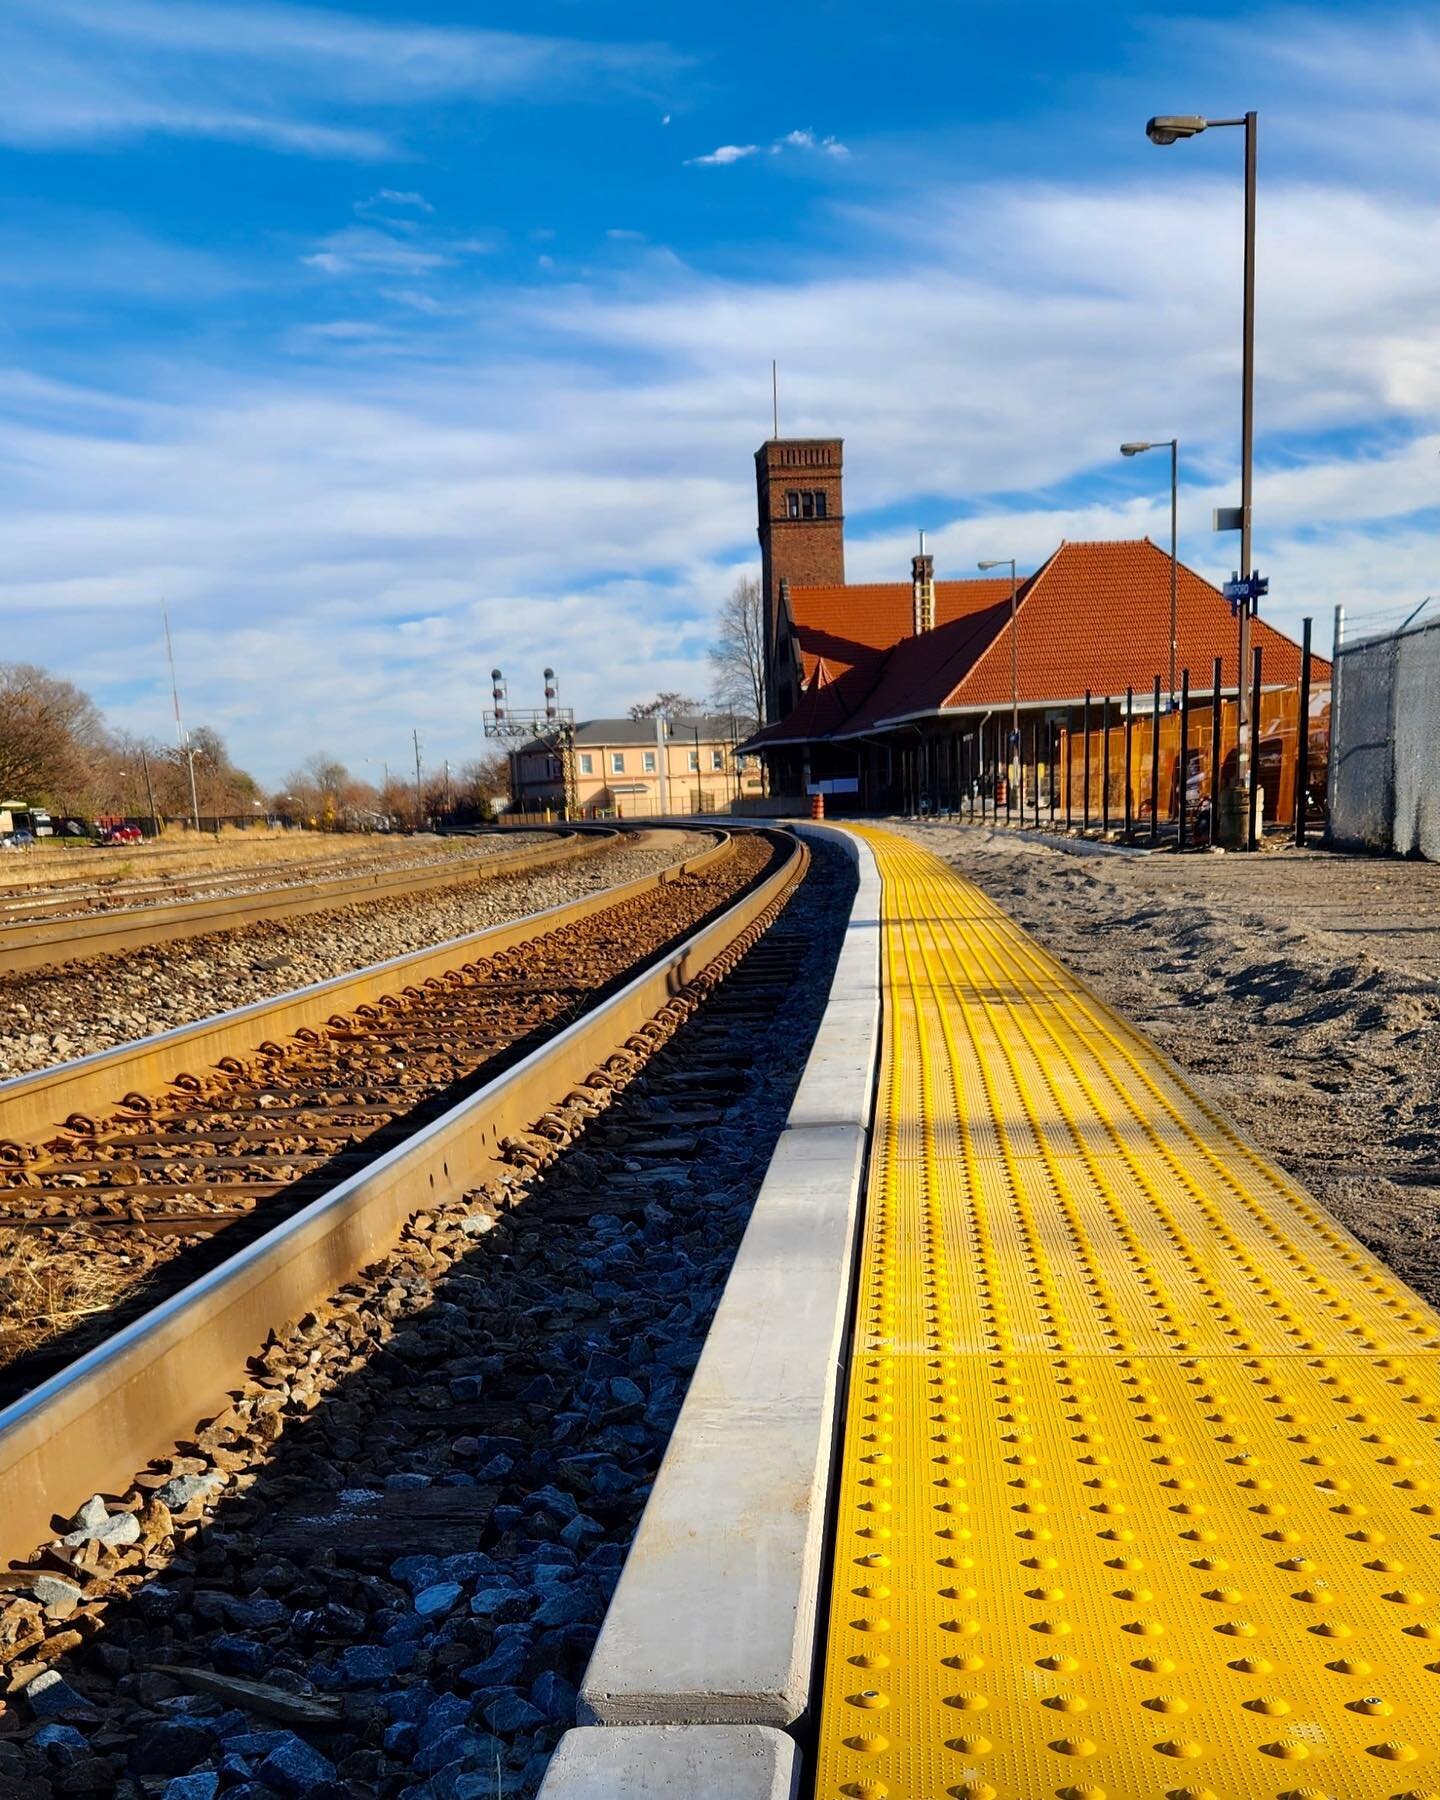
top-left (815, 829), bottom-right (1440, 1800)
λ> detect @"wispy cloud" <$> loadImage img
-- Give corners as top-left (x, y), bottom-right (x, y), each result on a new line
top-left (774, 128), bottom-right (849, 158)
top-left (303, 225), bottom-right (456, 277)
top-left (688, 126), bottom-right (850, 168)
top-left (687, 143), bottom-right (759, 167)
top-left (0, 0), bottom-right (680, 159)
top-left (359, 189), bottom-right (435, 216)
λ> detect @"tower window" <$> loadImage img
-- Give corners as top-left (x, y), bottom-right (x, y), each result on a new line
top-left (787, 491), bottom-right (800, 518)
top-left (786, 489), bottom-right (828, 520)
top-left (814, 490), bottom-right (827, 518)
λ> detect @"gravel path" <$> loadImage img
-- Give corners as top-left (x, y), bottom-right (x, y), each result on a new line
top-left (0, 834), bottom-right (709, 1081)
top-left (896, 820), bottom-right (1440, 1310)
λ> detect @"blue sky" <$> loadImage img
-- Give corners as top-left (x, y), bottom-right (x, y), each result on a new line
top-left (1, 0), bottom-right (1436, 783)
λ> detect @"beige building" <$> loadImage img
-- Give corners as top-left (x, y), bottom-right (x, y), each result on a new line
top-left (509, 717), bottom-right (762, 819)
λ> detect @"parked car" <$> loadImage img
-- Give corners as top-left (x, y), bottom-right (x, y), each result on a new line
top-left (1, 829), bottom-right (36, 851)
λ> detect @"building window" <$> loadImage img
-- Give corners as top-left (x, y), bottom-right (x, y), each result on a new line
top-left (611, 752), bottom-right (624, 775)
top-left (578, 752), bottom-right (593, 776)
top-left (642, 750), bottom-right (656, 773)
top-left (786, 489), bottom-right (827, 520)
top-left (687, 750), bottom-right (700, 772)
top-left (710, 749), bottom-right (724, 771)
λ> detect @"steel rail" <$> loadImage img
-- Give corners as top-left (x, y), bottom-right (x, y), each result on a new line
top-left (0, 827), bottom-right (803, 1566)
top-left (0, 827), bottom-right (615, 975)
top-left (0, 828), bottom-right (716, 1152)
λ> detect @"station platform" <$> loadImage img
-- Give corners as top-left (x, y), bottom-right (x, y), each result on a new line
top-left (814, 829), bottom-right (1440, 1798)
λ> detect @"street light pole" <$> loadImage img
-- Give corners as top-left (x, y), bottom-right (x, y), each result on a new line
top-left (978, 557), bottom-right (1020, 803)
top-left (1120, 439), bottom-right (1179, 706)
top-left (1147, 108), bottom-right (1258, 843)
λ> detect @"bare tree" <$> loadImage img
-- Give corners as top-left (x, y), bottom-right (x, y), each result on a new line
top-left (0, 663), bottom-right (107, 805)
top-left (708, 575), bottom-right (764, 728)
top-left (628, 691), bottom-right (703, 721)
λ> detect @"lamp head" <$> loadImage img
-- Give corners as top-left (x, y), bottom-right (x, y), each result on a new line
top-left (1146, 114), bottom-right (1208, 144)
top-left (1120, 442), bottom-right (1153, 456)
top-left (977, 559), bottom-right (1008, 572)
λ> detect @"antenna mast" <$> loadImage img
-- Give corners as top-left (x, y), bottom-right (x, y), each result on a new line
top-left (162, 604), bottom-right (201, 834)
top-left (771, 360), bottom-right (779, 439)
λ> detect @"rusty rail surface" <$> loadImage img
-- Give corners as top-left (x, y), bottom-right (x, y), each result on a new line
top-left (0, 827), bottom-right (616, 976)
top-left (0, 827), bottom-right (803, 1566)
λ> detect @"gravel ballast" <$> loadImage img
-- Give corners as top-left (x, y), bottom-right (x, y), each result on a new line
top-left (0, 843), bottom-right (853, 1799)
top-left (0, 834), bottom-right (708, 1081)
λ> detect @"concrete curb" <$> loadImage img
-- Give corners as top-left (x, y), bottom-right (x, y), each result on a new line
top-left (537, 1726), bottom-right (800, 1799)
top-left (577, 824), bottom-right (880, 1729)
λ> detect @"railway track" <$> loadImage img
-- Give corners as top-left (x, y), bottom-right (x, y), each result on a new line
top-left (0, 829), bottom-right (608, 975)
top-left (0, 831), bottom-right (772, 1404)
top-left (0, 826), bottom-right (838, 1797)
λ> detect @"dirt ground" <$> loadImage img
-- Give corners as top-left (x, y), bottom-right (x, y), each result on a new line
top-left (896, 821), bottom-right (1440, 1311)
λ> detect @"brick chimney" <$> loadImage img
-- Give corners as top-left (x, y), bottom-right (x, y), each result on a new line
top-left (912, 531), bottom-right (935, 636)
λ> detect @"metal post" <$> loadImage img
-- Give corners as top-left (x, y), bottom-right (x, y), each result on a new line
top-left (1169, 438), bottom-right (1179, 707)
top-left (1248, 644), bottom-right (1263, 852)
top-left (1064, 720), bottom-right (1072, 830)
top-left (1009, 562), bottom-right (1019, 794)
top-left (1049, 722), bottom-right (1058, 825)
top-left (1178, 668), bottom-right (1191, 850)
top-left (1082, 690), bottom-right (1092, 833)
top-left (1149, 675), bottom-right (1161, 846)
top-left (1209, 654), bottom-right (1223, 848)
top-left (139, 743), bottom-right (161, 838)
top-left (1101, 696), bottom-right (1111, 837)
top-left (1236, 110), bottom-right (1258, 847)
top-left (1005, 722), bottom-right (1012, 826)
top-left (1031, 721), bottom-right (1040, 827)
top-left (1123, 686), bottom-right (1134, 840)
top-left (1295, 617), bottom-right (1312, 846)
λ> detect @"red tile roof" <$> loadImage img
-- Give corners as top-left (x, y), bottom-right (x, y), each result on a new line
top-left (786, 576), bottom-right (1016, 687)
top-left (940, 539), bottom-right (1324, 711)
top-left (754, 539), bottom-right (1330, 749)
top-left (746, 574), bottom-right (1017, 748)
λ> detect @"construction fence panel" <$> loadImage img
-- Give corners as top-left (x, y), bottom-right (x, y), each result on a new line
top-left (1329, 635), bottom-right (1398, 852)
top-left (1391, 619), bottom-right (1440, 861)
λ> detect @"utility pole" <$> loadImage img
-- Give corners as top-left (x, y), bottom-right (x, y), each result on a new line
top-left (139, 743), bottom-right (161, 838)
top-left (413, 730), bottom-right (424, 831)
top-left (162, 604), bottom-right (201, 834)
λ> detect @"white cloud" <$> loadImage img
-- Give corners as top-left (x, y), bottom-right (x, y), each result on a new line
top-left (303, 226), bottom-right (455, 276)
top-left (774, 128), bottom-right (848, 158)
top-left (688, 127), bottom-right (849, 168)
top-left (363, 189), bottom-right (434, 215)
top-left (687, 144), bottom-right (759, 167)
top-left (1, 11), bottom-right (1436, 781)
top-left (0, 0), bottom-right (679, 158)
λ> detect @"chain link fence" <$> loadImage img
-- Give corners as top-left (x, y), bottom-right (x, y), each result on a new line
top-left (1329, 607), bottom-right (1440, 859)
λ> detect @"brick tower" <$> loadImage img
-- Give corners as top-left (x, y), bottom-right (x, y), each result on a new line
top-left (755, 438), bottom-right (844, 720)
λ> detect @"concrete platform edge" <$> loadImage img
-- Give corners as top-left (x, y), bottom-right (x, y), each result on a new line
top-left (536, 1725), bottom-right (800, 1799)
top-left (576, 825), bottom-right (880, 1731)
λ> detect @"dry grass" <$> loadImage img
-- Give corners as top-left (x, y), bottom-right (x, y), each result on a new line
top-left (0, 827), bottom-right (472, 895)
top-left (0, 1227), bottom-right (132, 1362)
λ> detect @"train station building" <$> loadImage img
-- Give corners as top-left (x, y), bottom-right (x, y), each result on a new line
top-left (746, 435), bottom-right (1330, 820)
